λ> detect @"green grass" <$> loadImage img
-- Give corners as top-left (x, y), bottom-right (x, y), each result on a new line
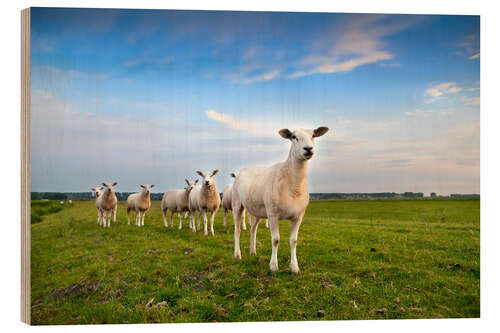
top-left (30, 198), bottom-right (480, 324)
top-left (30, 200), bottom-right (67, 224)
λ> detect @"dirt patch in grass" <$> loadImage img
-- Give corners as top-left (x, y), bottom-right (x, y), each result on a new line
top-left (49, 280), bottom-right (99, 301)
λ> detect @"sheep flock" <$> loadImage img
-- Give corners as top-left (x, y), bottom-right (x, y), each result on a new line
top-left (89, 127), bottom-right (328, 273)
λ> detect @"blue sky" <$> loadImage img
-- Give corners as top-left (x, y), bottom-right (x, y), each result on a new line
top-left (30, 8), bottom-right (480, 194)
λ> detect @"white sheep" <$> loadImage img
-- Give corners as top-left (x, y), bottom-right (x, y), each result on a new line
top-left (232, 127), bottom-right (329, 273)
top-left (188, 170), bottom-right (220, 235)
top-left (97, 182), bottom-right (118, 228)
top-left (91, 186), bottom-right (104, 224)
top-left (68, 199), bottom-right (72, 204)
top-left (161, 179), bottom-right (198, 229)
top-left (222, 173), bottom-right (246, 230)
top-left (126, 184), bottom-right (154, 226)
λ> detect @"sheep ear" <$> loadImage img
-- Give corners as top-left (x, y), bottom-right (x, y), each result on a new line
top-left (140, 184), bottom-right (146, 189)
top-left (279, 128), bottom-right (293, 139)
top-left (211, 169), bottom-right (219, 177)
top-left (91, 187), bottom-right (96, 191)
top-left (313, 126), bottom-right (329, 138)
top-left (230, 173), bottom-right (236, 178)
top-left (101, 182), bottom-right (107, 187)
top-left (194, 179), bottom-right (199, 185)
top-left (196, 171), bottom-right (204, 177)
top-left (150, 184), bottom-right (155, 188)
top-left (112, 182), bottom-right (118, 186)
top-left (185, 179), bottom-right (190, 185)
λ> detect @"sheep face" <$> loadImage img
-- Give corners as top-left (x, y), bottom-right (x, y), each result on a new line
top-left (91, 187), bottom-right (104, 198)
top-left (184, 179), bottom-right (199, 192)
top-left (196, 170), bottom-right (219, 187)
top-left (101, 182), bottom-right (118, 194)
top-left (140, 184), bottom-right (155, 195)
top-left (279, 127), bottom-right (329, 161)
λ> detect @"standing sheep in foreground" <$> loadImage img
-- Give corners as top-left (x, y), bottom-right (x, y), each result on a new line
top-left (161, 179), bottom-right (198, 229)
top-left (232, 127), bottom-right (329, 274)
top-left (91, 186), bottom-right (104, 224)
top-left (189, 170), bottom-right (220, 236)
top-left (222, 173), bottom-right (247, 230)
top-left (126, 184), bottom-right (154, 226)
top-left (97, 182), bottom-right (118, 228)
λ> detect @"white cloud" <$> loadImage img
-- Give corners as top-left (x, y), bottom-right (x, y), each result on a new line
top-left (462, 96), bottom-right (480, 105)
top-left (288, 15), bottom-right (416, 79)
top-left (425, 82), bottom-right (462, 98)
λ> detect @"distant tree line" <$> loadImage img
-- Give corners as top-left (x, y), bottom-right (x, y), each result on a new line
top-left (31, 191), bottom-right (479, 201)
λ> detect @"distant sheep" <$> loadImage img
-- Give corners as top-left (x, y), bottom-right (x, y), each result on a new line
top-left (161, 179), bottom-right (198, 229)
top-left (232, 127), bottom-right (329, 273)
top-left (97, 182), bottom-right (118, 228)
top-left (127, 184), bottom-right (154, 226)
top-left (222, 173), bottom-right (247, 230)
top-left (189, 170), bottom-right (220, 235)
top-left (68, 199), bottom-right (72, 204)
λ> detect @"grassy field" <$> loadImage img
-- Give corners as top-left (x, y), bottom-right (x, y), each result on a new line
top-left (30, 198), bottom-right (480, 324)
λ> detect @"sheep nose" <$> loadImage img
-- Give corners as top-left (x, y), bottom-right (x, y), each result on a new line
top-left (205, 181), bottom-right (210, 185)
top-left (304, 147), bottom-right (313, 154)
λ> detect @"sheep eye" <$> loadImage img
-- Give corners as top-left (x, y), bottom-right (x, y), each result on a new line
top-left (291, 135), bottom-right (297, 140)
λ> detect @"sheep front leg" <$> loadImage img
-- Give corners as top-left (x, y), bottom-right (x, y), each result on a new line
top-left (289, 214), bottom-right (304, 274)
top-left (249, 216), bottom-right (260, 255)
top-left (223, 209), bottom-right (227, 228)
top-left (209, 210), bottom-right (216, 236)
top-left (178, 212), bottom-right (183, 230)
top-left (113, 207), bottom-right (117, 223)
top-left (265, 219), bottom-right (269, 228)
top-left (135, 210), bottom-right (140, 226)
top-left (202, 211), bottom-right (209, 236)
top-left (141, 210), bottom-right (146, 226)
top-left (191, 211), bottom-right (197, 232)
top-left (269, 216), bottom-right (280, 273)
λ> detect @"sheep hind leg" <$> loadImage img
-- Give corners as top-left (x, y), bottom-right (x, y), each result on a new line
top-left (249, 216), bottom-right (260, 255)
top-left (223, 209), bottom-right (227, 228)
top-left (242, 209), bottom-right (247, 230)
top-left (265, 218), bottom-right (269, 228)
top-left (113, 207), bottom-right (117, 223)
top-left (178, 212), bottom-right (183, 230)
top-left (141, 210), bottom-right (146, 226)
top-left (162, 209), bottom-right (168, 227)
top-left (233, 204), bottom-right (244, 259)
top-left (289, 214), bottom-right (304, 274)
top-left (268, 216), bottom-right (280, 273)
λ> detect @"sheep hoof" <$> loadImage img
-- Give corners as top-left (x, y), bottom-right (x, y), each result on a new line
top-left (270, 262), bottom-right (279, 273)
top-left (291, 268), bottom-right (300, 275)
top-left (234, 251), bottom-right (242, 259)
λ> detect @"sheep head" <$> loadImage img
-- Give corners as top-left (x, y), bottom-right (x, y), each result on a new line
top-left (184, 179), bottom-right (199, 192)
top-left (279, 127), bottom-right (329, 161)
top-left (140, 184), bottom-right (155, 195)
top-left (101, 182), bottom-right (118, 194)
top-left (196, 170), bottom-right (218, 187)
